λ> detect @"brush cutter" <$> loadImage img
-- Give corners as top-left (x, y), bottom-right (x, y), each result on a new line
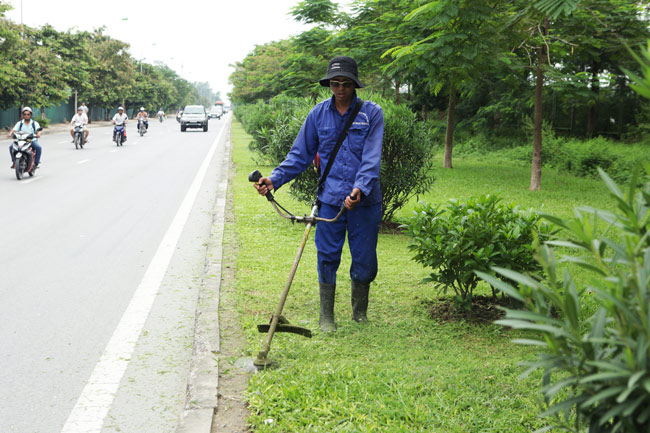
top-left (248, 170), bottom-right (348, 369)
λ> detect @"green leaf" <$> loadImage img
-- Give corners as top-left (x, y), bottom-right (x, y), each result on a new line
top-left (533, 0), bottom-right (578, 19)
top-left (580, 386), bottom-right (626, 408)
top-left (492, 267), bottom-right (541, 289)
top-left (475, 271), bottom-right (524, 302)
top-left (597, 168), bottom-right (624, 200)
top-left (495, 319), bottom-right (568, 336)
top-left (511, 338), bottom-right (549, 347)
top-left (579, 372), bottom-right (630, 384)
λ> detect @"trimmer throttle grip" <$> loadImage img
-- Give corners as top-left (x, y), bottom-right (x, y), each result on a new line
top-left (248, 170), bottom-right (274, 201)
top-left (248, 170), bottom-right (262, 183)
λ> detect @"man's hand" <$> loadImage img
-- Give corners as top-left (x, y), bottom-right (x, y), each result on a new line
top-left (255, 177), bottom-right (274, 196)
top-left (344, 187), bottom-right (361, 210)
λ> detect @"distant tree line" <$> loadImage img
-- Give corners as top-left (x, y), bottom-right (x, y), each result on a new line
top-left (229, 0), bottom-right (650, 190)
top-left (0, 2), bottom-right (218, 119)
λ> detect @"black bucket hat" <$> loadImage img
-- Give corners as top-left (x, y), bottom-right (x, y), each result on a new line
top-left (319, 56), bottom-right (364, 88)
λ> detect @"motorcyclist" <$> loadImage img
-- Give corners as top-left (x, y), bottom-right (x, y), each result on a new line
top-left (112, 106), bottom-right (128, 142)
top-left (136, 107), bottom-right (149, 132)
top-left (7, 106), bottom-right (42, 169)
top-left (69, 106), bottom-right (89, 143)
top-left (157, 108), bottom-right (165, 122)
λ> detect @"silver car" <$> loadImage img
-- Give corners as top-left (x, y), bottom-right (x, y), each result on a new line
top-left (180, 105), bottom-right (208, 132)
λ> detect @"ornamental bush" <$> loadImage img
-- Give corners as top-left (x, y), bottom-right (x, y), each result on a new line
top-left (478, 167), bottom-right (650, 433)
top-left (235, 92), bottom-right (435, 223)
top-left (403, 194), bottom-right (551, 309)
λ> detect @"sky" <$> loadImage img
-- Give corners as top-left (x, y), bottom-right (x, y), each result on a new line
top-left (3, 0), bottom-right (344, 103)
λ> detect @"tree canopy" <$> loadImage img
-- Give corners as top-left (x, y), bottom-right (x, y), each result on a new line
top-left (229, 0), bottom-right (650, 189)
top-left (0, 2), bottom-right (215, 114)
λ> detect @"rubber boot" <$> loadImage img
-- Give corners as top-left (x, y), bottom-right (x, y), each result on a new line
top-left (319, 282), bottom-right (337, 332)
top-left (351, 280), bottom-right (370, 323)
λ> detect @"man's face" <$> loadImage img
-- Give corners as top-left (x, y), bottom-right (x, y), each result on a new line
top-left (118, 110), bottom-right (123, 114)
top-left (77, 110), bottom-right (83, 115)
top-left (329, 75), bottom-right (355, 102)
top-left (23, 111), bottom-right (32, 119)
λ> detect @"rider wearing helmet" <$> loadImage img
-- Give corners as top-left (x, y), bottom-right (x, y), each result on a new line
top-left (7, 106), bottom-right (43, 169)
top-left (70, 106), bottom-right (89, 143)
top-left (136, 107), bottom-right (149, 132)
top-left (112, 106), bottom-right (128, 142)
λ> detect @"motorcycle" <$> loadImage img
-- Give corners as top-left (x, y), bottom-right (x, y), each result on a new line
top-left (113, 124), bottom-right (125, 146)
top-left (158, 114), bottom-right (164, 123)
top-left (176, 111), bottom-right (182, 123)
top-left (73, 122), bottom-right (85, 149)
top-left (11, 130), bottom-right (40, 180)
top-left (137, 119), bottom-right (147, 136)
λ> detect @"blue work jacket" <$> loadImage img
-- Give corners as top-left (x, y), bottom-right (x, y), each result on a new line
top-left (269, 95), bottom-right (383, 207)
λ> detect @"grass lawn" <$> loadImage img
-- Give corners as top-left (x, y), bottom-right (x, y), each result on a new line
top-left (227, 120), bottom-right (615, 432)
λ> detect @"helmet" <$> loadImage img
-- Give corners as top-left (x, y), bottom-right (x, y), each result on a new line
top-left (22, 106), bottom-right (33, 114)
top-left (117, 106), bottom-right (124, 111)
top-left (140, 107), bottom-right (145, 111)
top-left (77, 106), bottom-right (83, 111)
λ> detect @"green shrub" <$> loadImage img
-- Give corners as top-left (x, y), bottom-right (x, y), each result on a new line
top-left (403, 194), bottom-right (550, 310)
top-left (478, 167), bottom-right (650, 433)
top-left (236, 93), bottom-right (436, 223)
top-left (489, 135), bottom-right (649, 184)
top-left (37, 116), bottom-right (50, 128)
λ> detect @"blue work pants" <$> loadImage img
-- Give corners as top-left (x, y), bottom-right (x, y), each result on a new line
top-left (315, 202), bottom-right (381, 286)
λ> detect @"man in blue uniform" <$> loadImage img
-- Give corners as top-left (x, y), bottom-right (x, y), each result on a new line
top-left (255, 56), bottom-right (383, 332)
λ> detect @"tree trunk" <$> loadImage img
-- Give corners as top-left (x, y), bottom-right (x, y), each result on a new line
top-left (395, 79), bottom-right (400, 105)
top-left (444, 87), bottom-right (457, 169)
top-left (616, 76), bottom-right (625, 139)
top-left (530, 16), bottom-right (549, 191)
top-left (586, 61), bottom-right (599, 138)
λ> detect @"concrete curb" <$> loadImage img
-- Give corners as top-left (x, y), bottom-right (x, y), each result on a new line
top-left (176, 116), bottom-right (232, 432)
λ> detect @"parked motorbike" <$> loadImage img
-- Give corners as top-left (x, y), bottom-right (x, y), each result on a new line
top-left (73, 122), bottom-right (85, 149)
top-left (113, 124), bottom-right (125, 146)
top-left (11, 130), bottom-right (40, 180)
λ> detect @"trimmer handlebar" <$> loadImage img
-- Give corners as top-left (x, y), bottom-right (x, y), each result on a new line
top-left (249, 170), bottom-right (347, 224)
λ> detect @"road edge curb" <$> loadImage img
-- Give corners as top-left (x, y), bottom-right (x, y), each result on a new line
top-left (176, 116), bottom-right (232, 433)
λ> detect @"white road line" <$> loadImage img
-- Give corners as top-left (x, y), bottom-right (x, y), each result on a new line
top-left (60, 125), bottom-right (226, 433)
top-left (59, 140), bottom-right (71, 144)
top-left (77, 159), bottom-right (90, 165)
top-left (109, 149), bottom-right (118, 153)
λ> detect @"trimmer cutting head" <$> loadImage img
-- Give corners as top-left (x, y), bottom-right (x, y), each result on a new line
top-left (253, 316), bottom-right (312, 371)
top-left (257, 315), bottom-right (312, 338)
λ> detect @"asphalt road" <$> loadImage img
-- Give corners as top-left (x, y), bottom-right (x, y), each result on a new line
top-left (0, 116), bottom-right (229, 433)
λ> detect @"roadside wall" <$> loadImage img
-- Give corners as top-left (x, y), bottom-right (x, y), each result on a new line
top-left (1, 99), bottom-right (136, 129)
